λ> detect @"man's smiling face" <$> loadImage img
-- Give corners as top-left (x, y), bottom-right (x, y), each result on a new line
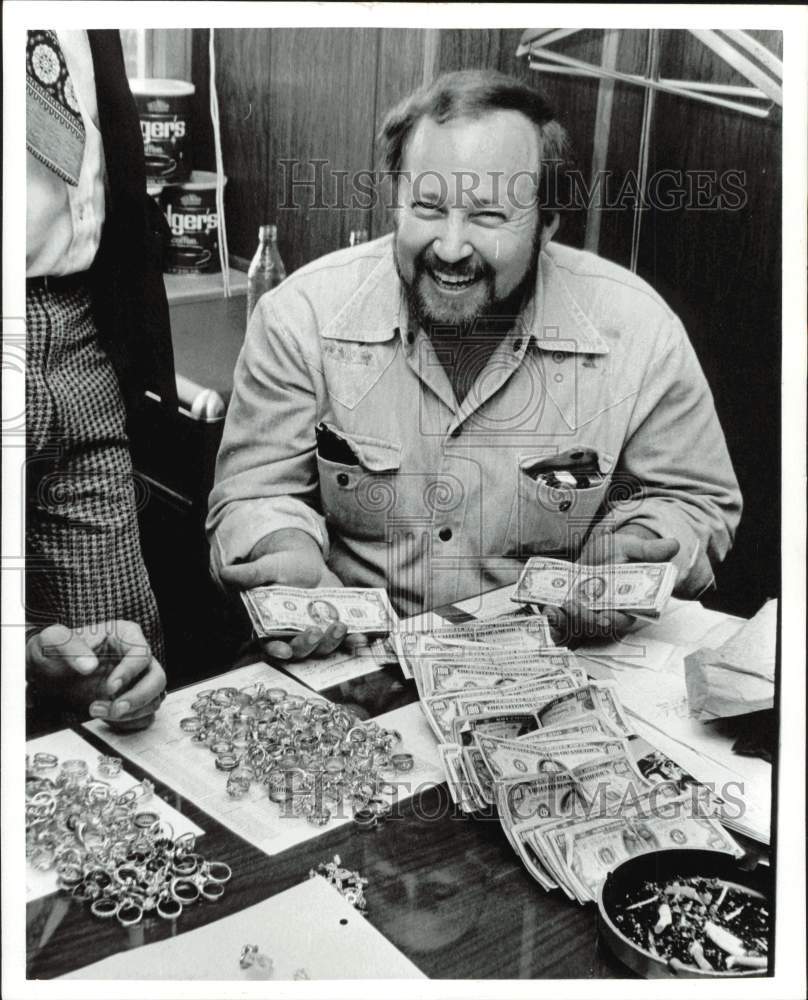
top-left (393, 109), bottom-right (552, 331)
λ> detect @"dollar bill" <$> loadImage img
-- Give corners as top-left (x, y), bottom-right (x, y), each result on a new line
top-left (418, 659), bottom-right (587, 698)
top-left (242, 585), bottom-right (398, 638)
top-left (473, 733), bottom-right (629, 779)
top-left (537, 683), bottom-right (634, 737)
top-left (512, 557), bottom-right (678, 618)
top-left (404, 613), bottom-right (554, 649)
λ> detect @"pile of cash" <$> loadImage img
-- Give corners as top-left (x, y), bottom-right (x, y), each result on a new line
top-left (513, 557), bottom-right (678, 619)
top-left (406, 612), bottom-right (742, 904)
top-left (242, 586), bottom-right (399, 639)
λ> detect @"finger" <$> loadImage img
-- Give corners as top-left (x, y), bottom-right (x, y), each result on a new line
top-left (90, 691), bottom-right (163, 722)
top-left (542, 605), bottom-right (569, 645)
top-left (102, 623), bottom-right (154, 697)
top-left (564, 601), bottom-right (634, 643)
top-left (32, 625), bottom-right (99, 676)
top-left (260, 639), bottom-right (295, 662)
top-left (288, 628), bottom-right (325, 659)
top-left (343, 633), bottom-right (370, 651)
top-left (106, 712), bottom-right (156, 733)
top-left (616, 535), bottom-right (681, 563)
top-left (107, 660), bottom-right (166, 720)
top-left (309, 622), bottom-right (348, 657)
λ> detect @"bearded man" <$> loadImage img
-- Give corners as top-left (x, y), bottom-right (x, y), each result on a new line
top-left (207, 70), bottom-right (740, 660)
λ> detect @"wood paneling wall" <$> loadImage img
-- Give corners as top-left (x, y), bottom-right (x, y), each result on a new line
top-left (190, 27), bottom-right (781, 616)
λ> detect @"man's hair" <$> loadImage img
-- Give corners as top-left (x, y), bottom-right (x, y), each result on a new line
top-left (377, 69), bottom-right (574, 211)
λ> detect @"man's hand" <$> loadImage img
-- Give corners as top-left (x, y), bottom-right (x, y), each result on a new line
top-left (219, 528), bottom-right (360, 661)
top-left (26, 620), bottom-right (167, 731)
top-left (545, 525), bottom-right (680, 645)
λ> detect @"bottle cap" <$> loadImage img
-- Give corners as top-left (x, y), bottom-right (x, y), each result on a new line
top-left (259, 224), bottom-right (277, 241)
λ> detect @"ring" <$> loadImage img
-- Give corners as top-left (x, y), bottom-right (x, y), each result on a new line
top-left (199, 880), bottom-right (225, 901)
top-left (97, 755), bottom-right (123, 778)
top-left (180, 717), bottom-right (202, 732)
top-left (116, 901), bottom-right (143, 927)
top-left (171, 855), bottom-right (199, 877)
top-left (391, 753), bottom-right (414, 772)
top-left (91, 897), bottom-right (120, 919)
top-left (215, 753), bottom-right (240, 772)
top-left (157, 894), bottom-right (182, 920)
top-left (204, 861), bottom-right (232, 883)
top-left (307, 809), bottom-right (331, 827)
top-left (210, 740), bottom-right (234, 756)
top-left (133, 810), bottom-right (160, 830)
top-left (170, 877), bottom-right (199, 904)
top-left (352, 807), bottom-right (378, 829)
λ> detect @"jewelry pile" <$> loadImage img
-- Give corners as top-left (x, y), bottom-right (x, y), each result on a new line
top-left (26, 752), bottom-right (230, 926)
top-left (178, 683), bottom-right (414, 826)
top-left (309, 854), bottom-right (369, 913)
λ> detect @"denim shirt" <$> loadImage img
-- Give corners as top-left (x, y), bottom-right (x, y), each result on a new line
top-left (207, 234), bottom-right (741, 616)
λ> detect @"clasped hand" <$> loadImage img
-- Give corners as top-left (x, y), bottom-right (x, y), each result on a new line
top-left (26, 620), bottom-right (167, 731)
top-left (543, 526), bottom-right (680, 645)
top-left (219, 528), bottom-right (364, 662)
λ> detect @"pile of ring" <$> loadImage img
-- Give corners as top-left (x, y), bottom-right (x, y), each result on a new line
top-left (178, 683), bottom-right (415, 827)
top-left (26, 751), bottom-right (231, 927)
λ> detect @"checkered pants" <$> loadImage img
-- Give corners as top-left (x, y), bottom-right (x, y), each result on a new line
top-left (26, 280), bottom-right (165, 664)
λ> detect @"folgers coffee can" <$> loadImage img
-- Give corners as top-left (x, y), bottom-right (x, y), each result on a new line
top-left (160, 171), bottom-right (226, 274)
top-left (129, 78), bottom-right (195, 184)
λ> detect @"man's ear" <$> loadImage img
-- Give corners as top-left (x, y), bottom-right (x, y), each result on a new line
top-left (539, 212), bottom-right (560, 250)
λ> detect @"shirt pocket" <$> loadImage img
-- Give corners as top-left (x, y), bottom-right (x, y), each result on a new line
top-left (317, 425), bottom-right (402, 541)
top-left (503, 449), bottom-right (614, 558)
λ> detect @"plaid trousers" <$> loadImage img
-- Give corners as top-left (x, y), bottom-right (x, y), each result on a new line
top-left (25, 280), bottom-right (165, 664)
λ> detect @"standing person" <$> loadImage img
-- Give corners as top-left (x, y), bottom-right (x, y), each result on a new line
top-left (25, 29), bottom-right (175, 729)
top-left (207, 70), bottom-right (741, 659)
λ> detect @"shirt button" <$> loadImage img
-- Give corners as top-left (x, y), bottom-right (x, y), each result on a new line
top-left (438, 527), bottom-right (453, 542)
top-left (513, 339), bottom-right (522, 352)
top-left (336, 473), bottom-right (350, 486)
top-left (554, 373), bottom-right (564, 383)
top-left (558, 499), bottom-right (572, 512)
top-left (450, 427), bottom-right (462, 438)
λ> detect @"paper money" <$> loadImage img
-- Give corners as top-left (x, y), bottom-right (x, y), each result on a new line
top-left (537, 683), bottom-right (634, 737)
top-left (474, 733), bottom-right (629, 780)
top-left (512, 557), bottom-right (677, 618)
top-left (404, 613), bottom-right (554, 649)
top-left (242, 585), bottom-right (398, 638)
top-left (416, 658), bottom-right (587, 699)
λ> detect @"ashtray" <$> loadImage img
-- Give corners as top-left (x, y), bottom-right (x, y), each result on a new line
top-left (597, 849), bottom-right (771, 978)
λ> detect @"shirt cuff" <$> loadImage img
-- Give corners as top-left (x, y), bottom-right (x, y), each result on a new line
top-left (211, 497), bottom-right (329, 572)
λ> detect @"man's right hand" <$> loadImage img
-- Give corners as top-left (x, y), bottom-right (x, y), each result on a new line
top-left (219, 528), bottom-right (359, 661)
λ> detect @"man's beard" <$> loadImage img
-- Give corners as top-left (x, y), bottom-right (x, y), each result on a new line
top-left (395, 230), bottom-right (542, 337)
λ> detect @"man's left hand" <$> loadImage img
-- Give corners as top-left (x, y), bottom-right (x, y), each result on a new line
top-left (545, 526), bottom-right (680, 645)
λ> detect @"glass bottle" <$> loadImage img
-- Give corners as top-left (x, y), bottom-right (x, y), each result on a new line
top-left (247, 224), bottom-right (287, 325)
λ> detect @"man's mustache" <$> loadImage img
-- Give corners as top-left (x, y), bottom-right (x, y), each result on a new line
top-left (415, 249), bottom-right (490, 283)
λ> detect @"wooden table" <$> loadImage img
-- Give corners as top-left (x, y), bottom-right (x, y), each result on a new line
top-left (26, 593), bottom-right (768, 981)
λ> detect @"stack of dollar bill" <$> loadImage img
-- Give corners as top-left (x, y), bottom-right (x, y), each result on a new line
top-left (405, 612), bottom-right (742, 903)
top-left (512, 557), bottom-right (678, 619)
top-left (242, 586), bottom-right (399, 639)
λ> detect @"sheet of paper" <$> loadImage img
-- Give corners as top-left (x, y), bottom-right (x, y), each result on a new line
top-left (280, 642), bottom-right (388, 691)
top-left (576, 655), bottom-right (771, 843)
top-left (64, 873), bottom-right (426, 980)
top-left (26, 729), bottom-right (203, 902)
top-left (86, 663), bottom-right (443, 857)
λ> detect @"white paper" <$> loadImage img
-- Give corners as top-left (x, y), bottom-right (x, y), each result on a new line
top-left (64, 874), bottom-right (427, 980)
top-left (281, 642), bottom-right (391, 691)
top-left (86, 663), bottom-right (443, 857)
top-left (26, 729), bottom-right (203, 902)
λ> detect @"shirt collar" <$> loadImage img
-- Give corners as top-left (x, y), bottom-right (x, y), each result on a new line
top-left (320, 236), bottom-right (609, 356)
top-left (320, 236), bottom-right (404, 343)
top-left (526, 248), bottom-right (610, 356)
